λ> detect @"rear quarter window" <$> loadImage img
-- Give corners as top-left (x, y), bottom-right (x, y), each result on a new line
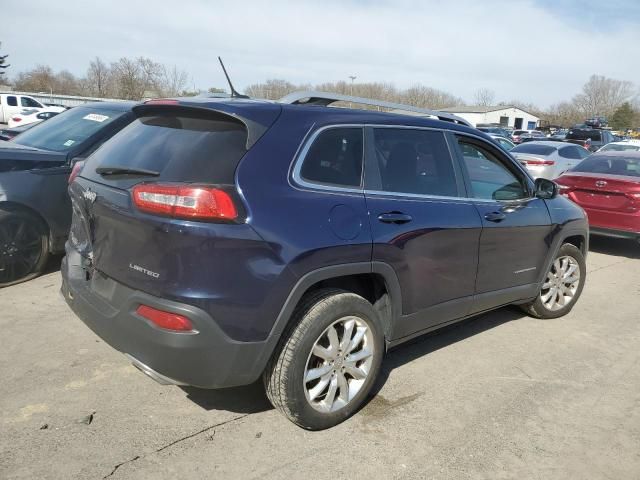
top-left (82, 111), bottom-right (248, 187)
top-left (298, 127), bottom-right (363, 188)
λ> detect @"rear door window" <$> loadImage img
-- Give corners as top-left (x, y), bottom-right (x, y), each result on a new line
top-left (558, 146), bottom-right (582, 159)
top-left (369, 128), bottom-right (459, 197)
top-left (6, 96), bottom-right (17, 107)
top-left (299, 127), bottom-right (363, 188)
top-left (82, 111), bottom-right (249, 188)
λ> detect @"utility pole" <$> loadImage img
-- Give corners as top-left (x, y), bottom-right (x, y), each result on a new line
top-left (348, 75), bottom-right (356, 107)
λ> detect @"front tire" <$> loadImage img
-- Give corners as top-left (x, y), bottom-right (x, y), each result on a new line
top-left (0, 208), bottom-right (49, 288)
top-left (522, 243), bottom-right (586, 319)
top-left (264, 289), bottom-right (384, 430)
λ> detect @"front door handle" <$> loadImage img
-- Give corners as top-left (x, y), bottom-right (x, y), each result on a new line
top-left (484, 211), bottom-right (506, 223)
top-left (378, 212), bottom-right (413, 224)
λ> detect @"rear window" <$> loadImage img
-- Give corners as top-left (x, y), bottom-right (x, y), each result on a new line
top-left (83, 112), bottom-right (248, 185)
top-left (566, 129), bottom-right (602, 141)
top-left (14, 107), bottom-right (125, 152)
top-left (511, 144), bottom-right (557, 156)
top-left (600, 143), bottom-right (640, 152)
top-left (572, 155), bottom-right (640, 176)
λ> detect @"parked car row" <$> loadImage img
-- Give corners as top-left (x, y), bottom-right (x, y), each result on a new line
top-left (1, 91), bottom-right (591, 429)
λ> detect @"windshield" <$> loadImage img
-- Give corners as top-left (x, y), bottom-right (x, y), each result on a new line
top-left (572, 155), bottom-right (640, 176)
top-left (600, 143), bottom-right (640, 152)
top-left (567, 129), bottom-right (602, 141)
top-left (14, 107), bottom-right (126, 152)
top-left (511, 144), bottom-right (557, 155)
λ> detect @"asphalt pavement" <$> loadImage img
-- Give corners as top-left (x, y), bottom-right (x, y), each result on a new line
top-left (1, 236), bottom-right (639, 479)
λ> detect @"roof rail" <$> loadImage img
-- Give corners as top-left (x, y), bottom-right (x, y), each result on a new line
top-left (278, 90), bottom-right (471, 127)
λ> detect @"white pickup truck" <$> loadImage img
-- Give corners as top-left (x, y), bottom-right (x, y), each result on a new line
top-left (0, 93), bottom-right (47, 124)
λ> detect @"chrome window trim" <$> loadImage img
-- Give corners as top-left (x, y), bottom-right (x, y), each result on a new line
top-left (290, 122), bottom-right (537, 203)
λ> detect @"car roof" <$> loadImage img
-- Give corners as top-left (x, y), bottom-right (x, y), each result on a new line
top-left (169, 96), bottom-right (488, 138)
top-left (77, 101), bottom-right (137, 111)
top-left (606, 140), bottom-right (640, 146)
top-left (514, 140), bottom-right (567, 148)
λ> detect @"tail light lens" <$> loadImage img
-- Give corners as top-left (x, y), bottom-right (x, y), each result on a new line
top-left (132, 183), bottom-right (238, 221)
top-left (523, 159), bottom-right (555, 166)
top-left (136, 305), bottom-right (194, 332)
top-left (68, 161), bottom-right (85, 184)
top-left (12, 117), bottom-right (21, 122)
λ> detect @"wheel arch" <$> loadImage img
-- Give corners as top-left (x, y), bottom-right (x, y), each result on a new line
top-left (267, 262), bottom-right (402, 350)
top-left (0, 200), bottom-right (52, 244)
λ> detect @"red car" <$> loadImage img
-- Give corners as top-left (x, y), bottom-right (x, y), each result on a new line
top-left (555, 151), bottom-right (640, 242)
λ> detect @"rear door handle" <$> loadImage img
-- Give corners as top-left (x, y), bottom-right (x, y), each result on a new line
top-left (484, 212), bottom-right (506, 222)
top-left (378, 212), bottom-right (413, 224)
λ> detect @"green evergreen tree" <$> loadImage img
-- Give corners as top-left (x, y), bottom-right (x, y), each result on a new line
top-left (0, 42), bottom-right (9, 78)
top-left (610, 102), bottom-right (635, 131)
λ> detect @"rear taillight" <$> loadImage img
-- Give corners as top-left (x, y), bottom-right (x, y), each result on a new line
top-left (12, 117), bottom-right (21, 122)
top-left (132, 183), bottom-right (238, 221)
top-left (523, 159), bottom-right (555, 166)
top-left (136, 305), bottom-right (194, 332)
top-left (68, 160), bottom-right (85, 184)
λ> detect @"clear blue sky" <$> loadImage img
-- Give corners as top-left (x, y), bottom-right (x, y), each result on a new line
top-left (3, 0), bottom-right (639, 107)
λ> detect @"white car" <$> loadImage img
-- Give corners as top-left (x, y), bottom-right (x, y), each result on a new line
top-left (0, 93), bottom-right (47, 123)
top-left (597, 140), bottom-right (640, 153)
top-left (510, 141), bottom-right (591, 179)
top-left (7, 106), bottom-right (66, 128)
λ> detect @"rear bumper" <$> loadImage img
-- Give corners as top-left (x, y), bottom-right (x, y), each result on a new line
top-left (61, 247), bottom-right (272, 389)
top-left (590, 226), bottom-right (640, 241)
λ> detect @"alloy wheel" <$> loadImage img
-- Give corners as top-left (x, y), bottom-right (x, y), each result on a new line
top-left (303, 316), bottom-right (374, 413)
top-left (0, 217), bottom-right (44, 284)
top-left (540, 255), bottom-right (580, 311)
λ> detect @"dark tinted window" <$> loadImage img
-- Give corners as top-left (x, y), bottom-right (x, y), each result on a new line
top-left (14, 107), bottom-right (125, 152)
top-left (572, 155), bottom-right (640, 177)
top-left (567, 129), bottom-right (602, 142)
top-left (457, 139), bottom-right (527, 200)
top-left (558, 146), bottom-right (582, 159)
top-left (6, 96), bottom-right (17, 107)
top-left (21, 97), bottom-right (42, 108)
top-left (300, 128), bottom-right (363, 188)
top-left (511, 144), bottom-right (557, 156)
top-left (372, 128), bottom-right (458, 197)
top-left (83, 112), bottom-right (248, 186)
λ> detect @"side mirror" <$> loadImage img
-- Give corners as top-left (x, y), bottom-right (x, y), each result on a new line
top-left (535, 178), bottom-right (558, 199)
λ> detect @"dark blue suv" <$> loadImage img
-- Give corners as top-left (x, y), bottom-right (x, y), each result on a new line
top-left (62, 95), bottom-right (588, 430)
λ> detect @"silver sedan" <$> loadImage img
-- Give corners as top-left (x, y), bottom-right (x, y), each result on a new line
top-left (510, 141), bottom-right (591, 179)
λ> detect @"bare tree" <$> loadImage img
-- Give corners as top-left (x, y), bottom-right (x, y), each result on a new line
top-left (86, 57), bottom-right (111, 97)
top-left (572, 75), bottom-right (635, 117)
top-left (13, 64), bottom-right (56, 92)
top-left (0, 42), bottom-right (9, 79)
top-left (110, 57), bottom-right (164, 100)
top-left (159, 65), bottom-right (188, 97)
top-left (245, 79), bottom-right (298, 99)
top-left (473, 88), bottom-right (495, 106)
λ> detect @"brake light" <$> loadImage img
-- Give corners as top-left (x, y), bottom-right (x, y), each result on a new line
top-left (132, 184), bottom-right (238, 220)
top-left (12, 117), bottom-right (21, 122)
top-left (144, 99), bottom-right (180, 105)
top-left (523, 159), bottom-right (555, 166)
top-left (136, 305), bottom-right (194, 332)
top-left (68, 160), bottom-right (85, 184)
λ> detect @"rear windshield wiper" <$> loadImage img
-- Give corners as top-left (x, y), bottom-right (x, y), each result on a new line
top-left (95, 165), bottom-right (160, 177)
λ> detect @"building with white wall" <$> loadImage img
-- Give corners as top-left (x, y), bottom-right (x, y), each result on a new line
top-left (439, 105), bottom-right (540, 130)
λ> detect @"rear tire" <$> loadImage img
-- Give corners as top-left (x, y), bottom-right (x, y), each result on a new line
top-left (0, 208), bottom-right (49, 288)
top-left (521, 243), bottom-right (585, 319)
top-left (263, 289), bottom-right (384, 430)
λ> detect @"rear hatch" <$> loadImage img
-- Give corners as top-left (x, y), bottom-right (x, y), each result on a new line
top-left (68, 101), bottom-right (280, 297)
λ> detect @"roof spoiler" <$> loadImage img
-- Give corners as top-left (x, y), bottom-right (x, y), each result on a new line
top-left (278, 90), bottom-right (471, 127)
